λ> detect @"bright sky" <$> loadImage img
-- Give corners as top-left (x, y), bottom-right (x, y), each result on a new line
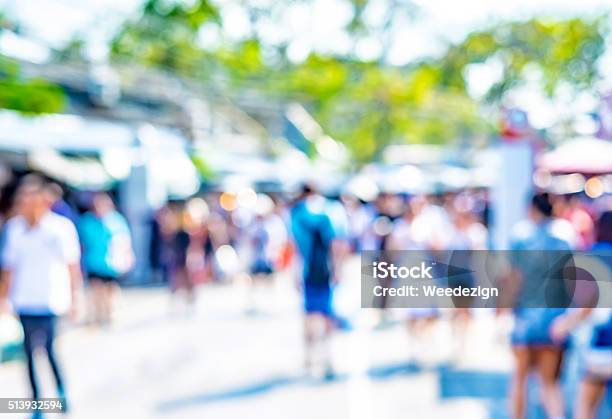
top-left (1, 0), bottom-right (611, 63)
top-left (1, 0), bottom-right (611, 128)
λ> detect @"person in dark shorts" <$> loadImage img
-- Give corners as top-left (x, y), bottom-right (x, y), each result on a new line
top-left (243, 194), bottom-right (287, 314)
top-left (0, 176), bottom-right (83, 416)
top-left (78, 192), bottom-right (133, 325)
top-left (291, 184), bottom-right (339, 378)
top-left (158, 203), bottom-right (196, 313)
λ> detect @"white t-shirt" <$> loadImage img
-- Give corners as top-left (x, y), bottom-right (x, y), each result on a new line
top-left (2, 212), bottom-right (80, 315)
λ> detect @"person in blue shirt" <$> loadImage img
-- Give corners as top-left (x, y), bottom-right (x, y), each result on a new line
top-left (507, 192), bottom-right (573, 419)
top-left (78, 192), bottom-right (133, 326)
top-left (291, 184), bottom-right (339, 378)
top-left (47, 182), bottom-right (79, 226)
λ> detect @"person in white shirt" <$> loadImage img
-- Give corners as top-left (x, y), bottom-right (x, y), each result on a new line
top-left (0, 175), bottom-right (82, 412)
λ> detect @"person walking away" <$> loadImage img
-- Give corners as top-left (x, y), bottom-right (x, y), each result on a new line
top-left (0, 176), bottom-right (82, 416)
top-left (506, 193), bottom-right (573, 419)
top-left (244, 194), bottom-right (287, 314)
top-left (47, 182), bottom-right (78, 226)
top-left (175, 204), bottom-right (197, 313)
top-left (291, 184), bottom-right (339, 379)
top-left (78, 192), bottom-right (133, 326)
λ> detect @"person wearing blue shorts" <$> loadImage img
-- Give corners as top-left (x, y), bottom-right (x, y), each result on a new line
top-left (507, 193), bottom-right (574, 419)
top-left (291, 184), bottom-right (339, 378)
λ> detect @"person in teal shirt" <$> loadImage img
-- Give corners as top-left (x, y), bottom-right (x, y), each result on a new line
top-left (78, 193), bottom-right (133, 325)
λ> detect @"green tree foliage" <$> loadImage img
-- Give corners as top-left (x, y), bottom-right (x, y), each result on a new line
top-left (53, 36), bottom-right (87, 63)
top-left (111, 0), bottom-right (220, 75)
top-left (109, 1), bottom-right (608, 162)
top-left (436, 17), bottom-right (607, 102)
top-left (0, 15), bottom-right (65, 114)
top-left (311, 63), bottom-right (487, 162)
top-left (0, 77), bottom-right (65, 114)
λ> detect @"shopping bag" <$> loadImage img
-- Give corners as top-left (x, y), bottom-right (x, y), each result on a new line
top-left (0, 314), bottom-right (23, 362)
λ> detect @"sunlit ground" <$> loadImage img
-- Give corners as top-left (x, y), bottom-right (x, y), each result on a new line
top-left (0, 257), bottom-right (548, 419)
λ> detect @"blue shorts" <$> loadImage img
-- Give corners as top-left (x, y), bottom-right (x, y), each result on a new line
top-left (250, 259), bottom-right (274, 275)
top-left (512, 308), bottom-right (567, 347)
top-left (304, 286), bottom-right (333, 316)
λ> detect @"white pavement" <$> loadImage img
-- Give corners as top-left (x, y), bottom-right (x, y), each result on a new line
top-left (0, 273), bottom-right (514, 419)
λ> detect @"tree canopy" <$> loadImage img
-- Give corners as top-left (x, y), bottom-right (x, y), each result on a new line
top-left (24, 1), bottom-right (612, 161)
top-left (0, 14), bottom-right (65, 114)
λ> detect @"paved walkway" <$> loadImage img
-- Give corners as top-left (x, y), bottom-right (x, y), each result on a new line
top-left (0, 271), bottom-right (610, 419)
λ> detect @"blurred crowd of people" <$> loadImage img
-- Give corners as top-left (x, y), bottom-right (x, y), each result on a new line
top-left (0, 171), bottom-right (611, 418)
top-left (147, 182), bottom-right (611, 418)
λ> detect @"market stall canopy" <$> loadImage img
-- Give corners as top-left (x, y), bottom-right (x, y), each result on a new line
top-left (29, 149), bottom-right (112, 189)
top-left (0, 110), bottom-right (134, 152)
top-left (0, 111), bottom-right (198, 197)
top-left (538, 136), bottom-right (612, 174)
